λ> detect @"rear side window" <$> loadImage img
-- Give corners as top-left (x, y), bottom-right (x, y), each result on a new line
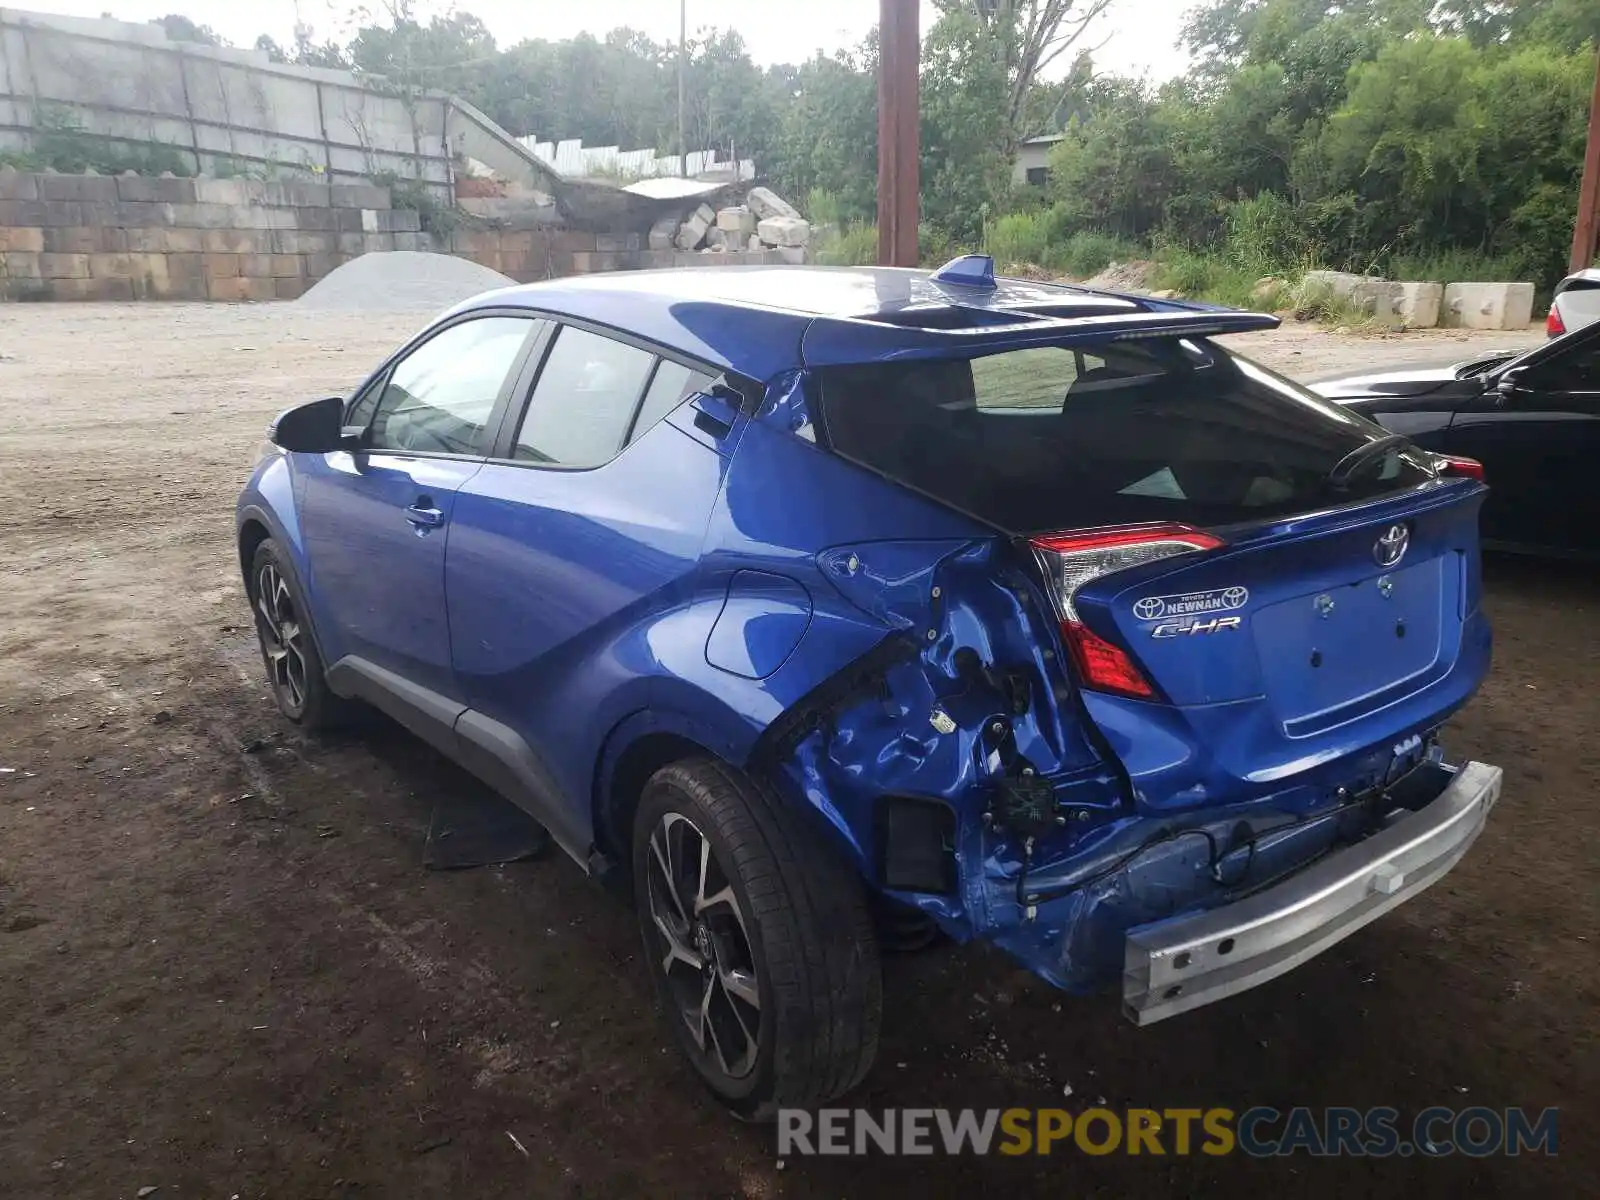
top-left (515, 326), bottom-right (656, 466)
top-left (630, 360), bottom-right (716, 442)
top-left (818, 338), bottom-right (1433, 533)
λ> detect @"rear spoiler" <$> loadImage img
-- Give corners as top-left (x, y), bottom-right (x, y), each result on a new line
top-left (799, 309), bottom-right (1281, 368)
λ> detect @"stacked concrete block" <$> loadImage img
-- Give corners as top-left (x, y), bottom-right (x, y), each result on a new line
top-left (675, 204), bottom-right (718, 251)
top-left (0, 169), bottom-right (437, 301)
top-left (757, 216), bottom-right (812, 249)
top-left (648, 213), bottom-right (679, 251)
top-left (747, 187), bottom-right (801, 222)
top-left (716, 206), bottom-right (757, 237)
top-left (0, 168), bottom-right (821, 298)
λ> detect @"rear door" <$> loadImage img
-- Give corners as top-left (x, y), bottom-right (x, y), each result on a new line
top-left (1445, 322), bottom-right (1600, 556)
top-left (444, 321), bottom-right (729, 843)
top-left (300, 313), bottom-right (543, 698)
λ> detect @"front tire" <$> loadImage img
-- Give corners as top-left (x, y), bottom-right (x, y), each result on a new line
top-left (247, 538), bottom-right (347, 732)
top-left (633, 758), bottom-right (882, 1120)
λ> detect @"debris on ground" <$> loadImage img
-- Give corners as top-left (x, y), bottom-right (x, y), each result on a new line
top-left (297, 251), bottom-right (514, 312)
top-left (662, 186), bottom-right (811, 262)
top-left (1076, 260), bottom-right (1158, 293)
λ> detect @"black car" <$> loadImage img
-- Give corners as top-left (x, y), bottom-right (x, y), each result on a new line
top-left (1311, 318), bottom-right (1600, 559)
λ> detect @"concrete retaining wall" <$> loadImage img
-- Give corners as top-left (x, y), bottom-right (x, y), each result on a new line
top-left (0, 168), bottom-right (791, 301)
top-left (0, 9), bottom-right (459, 195)
top-left (0, 168), bottom-right (422, 300)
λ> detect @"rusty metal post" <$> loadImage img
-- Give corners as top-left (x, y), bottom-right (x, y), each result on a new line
top-left (877, 0), bottom-right (920, 267)
top-left (1571, 47), bottom-right (1600, 272)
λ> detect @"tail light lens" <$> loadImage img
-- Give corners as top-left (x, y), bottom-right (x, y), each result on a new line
top-left (1547, 306), bottom-right (1566, 337)
top-left (1438, 454), bottom-right (1486, 482)
top-left (1030, 524), bottom-right (1224, 699)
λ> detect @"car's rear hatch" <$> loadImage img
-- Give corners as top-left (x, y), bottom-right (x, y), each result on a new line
top-left (816, 330), bottom-right (1491, 810)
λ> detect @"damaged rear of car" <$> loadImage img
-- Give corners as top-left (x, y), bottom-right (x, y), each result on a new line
top-left (690, 267), bottom-right (1499, 1109)
top-left (241, 259), bottom-right (1500, 1121)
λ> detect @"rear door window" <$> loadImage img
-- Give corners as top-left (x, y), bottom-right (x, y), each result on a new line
top-left (817, 338), bottom-right (1433, 533)
top-left (514, 326), bottom-right (656, 466)
top-left (629, 359), bottom-right (717, 443)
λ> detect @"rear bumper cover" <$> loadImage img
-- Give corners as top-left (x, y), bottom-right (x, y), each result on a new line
top-left (1122, 759), bottom-right (1501, 1025)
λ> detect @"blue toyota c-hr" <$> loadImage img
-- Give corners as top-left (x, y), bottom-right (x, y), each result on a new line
top-left (237, 257), bottom-right (1502, 1118)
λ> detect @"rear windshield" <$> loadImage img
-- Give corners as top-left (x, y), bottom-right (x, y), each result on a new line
top-left (816, 338), bottom-right (1433, 533)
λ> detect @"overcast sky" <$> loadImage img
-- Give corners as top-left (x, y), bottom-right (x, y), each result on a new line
top-left (24, 0), bottom-right (1199, 78)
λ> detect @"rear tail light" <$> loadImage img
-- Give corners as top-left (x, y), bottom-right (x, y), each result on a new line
top-left (1030, 524), bottom-right (1224, 699)
top-left (1438, 454), bottom-right (1486, 482)
top-left (1547, 306), bottom-right (1566, 337)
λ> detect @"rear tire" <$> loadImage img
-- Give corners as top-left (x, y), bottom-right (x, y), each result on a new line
top-left (247, 538), bottom-right (348, 732)
top-left (632, 758), bottom-right (882, 1120)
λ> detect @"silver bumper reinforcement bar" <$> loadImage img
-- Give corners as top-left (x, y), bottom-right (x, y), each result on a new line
top-left (1123, 760), bottom-right (1502, 1025)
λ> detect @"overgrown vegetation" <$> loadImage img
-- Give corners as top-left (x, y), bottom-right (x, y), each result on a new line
top-left (372, 170), bottom-right (458, 240)
top-left (0, 105), bottom-right (193, 176)
top-left (1039, 0), bottom-right (1598, 298)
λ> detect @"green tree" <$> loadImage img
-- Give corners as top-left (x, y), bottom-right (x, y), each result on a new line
top-left (769, 44), bottom-right (879, 223)
top-left (920, 8), bottom-right (1014, 242)
top-left (153, 14), bottom-right (226, 46)
top-left (935, 0), bottom-right (1116, 150)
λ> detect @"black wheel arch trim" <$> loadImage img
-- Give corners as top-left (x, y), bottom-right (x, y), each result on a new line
top-left (238, 512), bottom-right (337, 675)
top-left (323, 655), bottom-right (605, 874)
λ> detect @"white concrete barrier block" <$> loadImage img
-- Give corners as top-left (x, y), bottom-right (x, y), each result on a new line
top-left (649, 214), bottom-right (679, 251)
top-left (747, 186), bottom-right (801, 221)
top-left (1301, 269), bottom-right (1381, 302)
top-left (1394, 281), bottom-right (1443, 328)
top-left (757, 216), bottom-right (811, 248)
top-left (1442, 282), bottom-right (1536, 330)
top-left (716, 206), bottom-right (756, 235)
top-left (778, 246), bottom-right (807, 265)
top-left (675, 206), bottom-right (715, 251)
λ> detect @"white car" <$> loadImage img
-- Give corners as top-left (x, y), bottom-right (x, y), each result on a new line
top-left (1549, 268), bottom-right (1600, 336)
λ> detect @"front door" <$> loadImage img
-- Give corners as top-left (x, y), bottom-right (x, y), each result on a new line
top-left (300, 313), bottom-right (543, 697)
top-left (1446, 323), bottom-right (1600, 556)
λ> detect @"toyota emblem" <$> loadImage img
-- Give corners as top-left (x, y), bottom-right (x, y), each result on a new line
top-left (1133, 596), bottom-right (1166, 621)
top-left (1374, 524), bottom-right (1410, 568)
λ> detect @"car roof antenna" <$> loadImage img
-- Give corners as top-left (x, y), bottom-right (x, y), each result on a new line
top-left (930, 254), bottom-right (997, 291)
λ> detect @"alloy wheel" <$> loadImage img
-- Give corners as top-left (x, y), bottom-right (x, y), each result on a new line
top-left (644, 811), bottom-right (762, 1080)
top-left (254, 561), bottom-right (308, 712)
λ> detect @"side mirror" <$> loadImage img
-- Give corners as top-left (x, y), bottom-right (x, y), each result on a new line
top-left (269, 396), bottom-right (353, 453)
top-left (1493, 366), bottom-right (1529, 401)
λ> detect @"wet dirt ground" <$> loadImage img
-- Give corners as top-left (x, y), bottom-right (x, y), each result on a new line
top-left (0, 304), bottom-right (1593, 1198)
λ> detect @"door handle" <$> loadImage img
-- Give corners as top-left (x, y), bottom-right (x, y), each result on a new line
top-left (405, 500), bottom-right (446, 531)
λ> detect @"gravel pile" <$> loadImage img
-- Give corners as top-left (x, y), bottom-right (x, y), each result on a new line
top-left (297, 251), bottom-right (516, 312)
